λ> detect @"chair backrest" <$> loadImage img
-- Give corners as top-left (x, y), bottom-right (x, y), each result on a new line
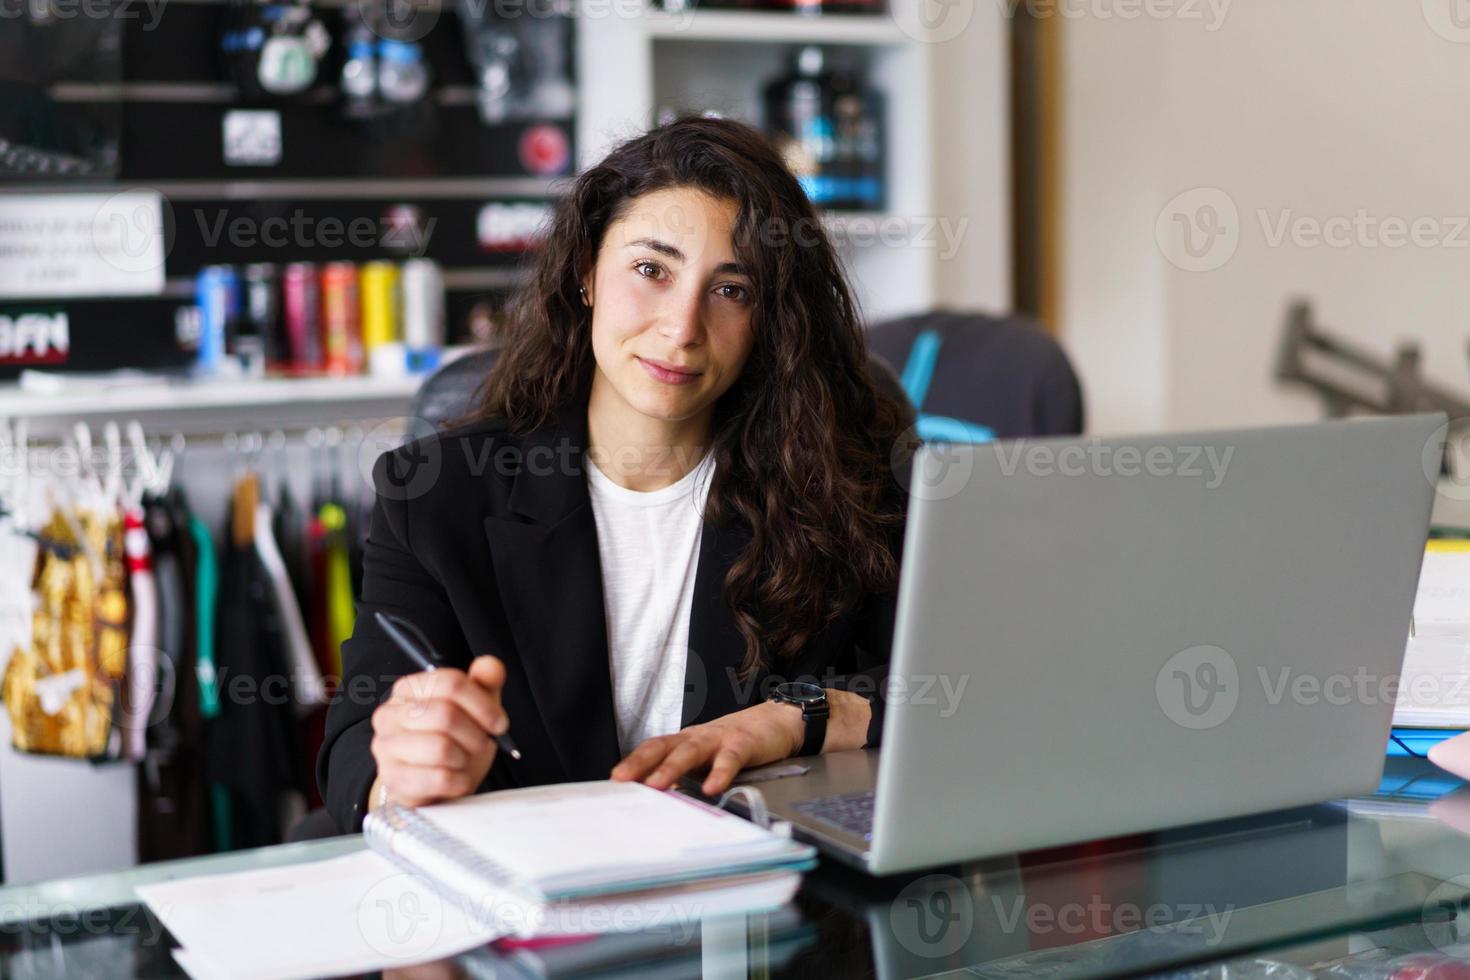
top-left (865, 309), bottom-right (1085, 439)
top-left (411, 347), bottom-right (916, 433)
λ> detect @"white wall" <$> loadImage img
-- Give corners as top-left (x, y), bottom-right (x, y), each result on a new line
top-left (1061, 1), bottom-right (1470, 435)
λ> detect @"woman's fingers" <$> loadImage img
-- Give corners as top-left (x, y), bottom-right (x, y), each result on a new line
top-left (377, 697), bottom-right (492, 759)
top-left (465, 655), bottom-right (509, 735)
top-left (390, 664), bottom-right (507, 739)
top-left (610, 735), bottom-right (675, 782)
top-left (376, 759), bottom-right (488, 806)
top-left (374, 730), bottom-right (469, 770)
top-left (645, 734), bottom-right (721, 789)
top-left (702, 745), bottom-right (747, 796)
top-left (613, 729), bottom-right (755, 793)
top-left (369, 658), bottom-right (514, 809)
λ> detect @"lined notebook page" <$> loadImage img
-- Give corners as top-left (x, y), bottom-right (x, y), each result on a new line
top-left (417, 780), bottom-right (790, 892)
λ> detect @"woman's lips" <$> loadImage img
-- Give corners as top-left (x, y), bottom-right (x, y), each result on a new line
top-left (637, 357), bottom-right (702, 386)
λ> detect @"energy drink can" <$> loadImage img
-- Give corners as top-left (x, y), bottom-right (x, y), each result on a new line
top-left (359, 261), bottom-right (399, 353)
top-left (282, 262), bottom-right (323, 374)
top-left (194, 265), bottom-right (239, 376)
top-left (400, 258), bottom-right (445, 349)
top-left (320, 262), bottom-right (362, 375)
top-left (241, 263), bottom-right (278, 377)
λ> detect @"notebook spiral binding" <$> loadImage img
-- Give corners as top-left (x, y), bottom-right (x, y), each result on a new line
top-left (364, 799), bottom-right (538, 934)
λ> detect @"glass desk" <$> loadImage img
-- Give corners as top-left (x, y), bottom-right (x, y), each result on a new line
top-left (6, 757), bottom-right (1470, 980)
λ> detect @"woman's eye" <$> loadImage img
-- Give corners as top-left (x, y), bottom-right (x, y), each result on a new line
top-left (716, 283), bottom-right (750, 303)
top-left (634, 261), bottom-right (664, 279)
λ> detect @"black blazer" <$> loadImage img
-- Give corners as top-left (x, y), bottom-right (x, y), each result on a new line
top-left (318, 401), bottom-right (902, 833)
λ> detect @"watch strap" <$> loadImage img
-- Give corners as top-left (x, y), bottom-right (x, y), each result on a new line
top-left (798, 700), bottom-right (828, 756)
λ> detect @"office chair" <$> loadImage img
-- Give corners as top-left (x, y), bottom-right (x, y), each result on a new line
top-left (865, 309), bottom-right (1085, 440)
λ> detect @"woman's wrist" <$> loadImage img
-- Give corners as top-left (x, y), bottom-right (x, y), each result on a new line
top-left (821, 689), bottom-right (872, 753)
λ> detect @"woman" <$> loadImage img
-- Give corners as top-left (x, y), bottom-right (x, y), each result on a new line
top-left (318, 115), bottom-right (913, 833)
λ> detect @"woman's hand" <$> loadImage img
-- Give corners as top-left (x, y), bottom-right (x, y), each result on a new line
top-left (368, 655), bottom-right (508, 809)
top-left (610, 689), bottom-right (872, 796)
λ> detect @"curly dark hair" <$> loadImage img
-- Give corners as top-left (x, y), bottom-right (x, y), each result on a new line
top-left (475, 114), bottom-right (912, 678)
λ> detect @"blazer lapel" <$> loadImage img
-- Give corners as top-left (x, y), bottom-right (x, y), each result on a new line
top-left (484, 404), bottom-right (623, 782)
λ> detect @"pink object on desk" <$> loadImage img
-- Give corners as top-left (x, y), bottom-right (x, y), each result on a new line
top-left (493, 934), bottom-right (600, 951)
top-left (1428, 731), bottom-right (1470, 782)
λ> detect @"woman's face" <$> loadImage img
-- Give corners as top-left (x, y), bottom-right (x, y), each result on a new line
top-left (583, 186), bottom-right (757, 428)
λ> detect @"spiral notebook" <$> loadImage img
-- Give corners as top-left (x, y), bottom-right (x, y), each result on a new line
top-left (139, 780), bottom-right (813, 980)
top-left (365, 779), bottom-right (815, 908)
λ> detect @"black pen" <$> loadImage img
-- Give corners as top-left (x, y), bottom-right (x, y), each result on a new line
top-left (373, 610), bottom-right (523, 761)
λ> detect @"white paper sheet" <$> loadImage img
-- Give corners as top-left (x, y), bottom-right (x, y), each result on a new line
top-left (136, 850), bottom-right (499, 980)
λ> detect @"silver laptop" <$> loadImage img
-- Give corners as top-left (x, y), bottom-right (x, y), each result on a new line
top-left (720, 414), bottom-right (1445, 874)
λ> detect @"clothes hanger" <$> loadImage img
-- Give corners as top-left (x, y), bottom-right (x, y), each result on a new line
top-left (101, 421), bottom-right (124, 510)
top-left (123, 420), bottom-right (157, 511)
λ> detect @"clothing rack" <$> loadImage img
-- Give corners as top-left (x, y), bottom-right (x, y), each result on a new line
top-left (0, 413), bottom-right (394, 879)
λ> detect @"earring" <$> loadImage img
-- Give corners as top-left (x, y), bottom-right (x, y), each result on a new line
top-left (579, 285), bottom-right (589, 307)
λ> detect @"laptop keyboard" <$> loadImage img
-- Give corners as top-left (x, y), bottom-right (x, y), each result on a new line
top-left (790, 790), bottom-right (875, 842)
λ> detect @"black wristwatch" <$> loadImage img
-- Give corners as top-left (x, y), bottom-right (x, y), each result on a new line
top-left (768, 682), bottom-right (829, 757)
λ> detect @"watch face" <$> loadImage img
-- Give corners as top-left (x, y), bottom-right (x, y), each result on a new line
top-left (773, 681), bottom-right (826, 704)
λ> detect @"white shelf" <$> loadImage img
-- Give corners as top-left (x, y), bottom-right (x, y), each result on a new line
top-left (642, 9), bottom-right (907, 45)
top-left (577, 0), bottom-right (1011, 320)
top-left (0, 375), bottom-right (421, 430)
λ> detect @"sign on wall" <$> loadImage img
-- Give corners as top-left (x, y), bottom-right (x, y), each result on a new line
top-left (0, 192), bottom-right (168, 300)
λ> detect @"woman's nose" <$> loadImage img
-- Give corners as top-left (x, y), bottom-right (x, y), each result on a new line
top-left (658, 288), bottom-right (705, 347)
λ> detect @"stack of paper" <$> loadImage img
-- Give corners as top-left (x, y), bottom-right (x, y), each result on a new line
top-left (1396, 542), bottom-right (1470, 728)
top-left (136, 781), bottom-right (812, 980)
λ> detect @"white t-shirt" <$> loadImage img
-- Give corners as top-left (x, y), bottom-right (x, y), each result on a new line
top-left (586, 450), bottom-right (716, 757)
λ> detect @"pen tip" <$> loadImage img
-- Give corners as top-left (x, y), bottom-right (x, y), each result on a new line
top-left (510, 749), bottom-right (522, 760)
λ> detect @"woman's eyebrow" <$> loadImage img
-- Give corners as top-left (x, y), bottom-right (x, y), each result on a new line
top-left (626, 237), bottom-right (749, 277)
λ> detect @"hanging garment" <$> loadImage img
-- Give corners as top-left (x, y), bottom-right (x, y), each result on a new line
top-left (2, 507), bottom-right (127, 759)
top-left (253, 500), bottom-right (327, 714)
top-left (320, 502), bottom-right (355, 680)
top-left (304, 510), bottom-right (331, 680)
top-left (0, 527), bottom-right (36, 680)
top-left (136, 489), bottom-right (212, 862)
top-left (273, 480), bottom-right (310, 637)
top-left (121, 507), bottom-right (160, 761)
top-left (188, 514), bottom-right (220, 721)
top-left (206, 533), bottom-right (310, 849)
